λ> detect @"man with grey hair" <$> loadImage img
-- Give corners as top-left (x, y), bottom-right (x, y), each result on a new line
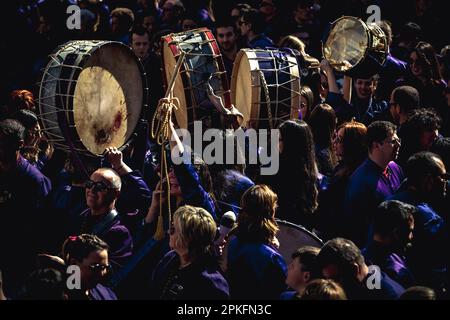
top-left (77, 148), bottom-right (133, 271)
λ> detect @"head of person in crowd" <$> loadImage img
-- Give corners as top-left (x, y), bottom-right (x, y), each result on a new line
top-left (110, 8), bottom-right (134, 36)
top-left (366, 121), bottom-right (400, 168)
top-left (278, 119), bottom-right (318, 216)
top-left (215, 19), bottom-right (238, 55)
top-left (430, 137), bottom-right (450, 170)
top-left (300, 278), bottom-right (347, 300)
top-left (161, 0), bottom-right (185, 27)
top-left (401, 108), bottom-right (441, 154)
top-left (85, 168), bottom-right (121, 216)
top-left (293, 0), bottom-right (315, 26)
top-left (239, 9), bottom-right (266, 39)
top-left (406, 152), bottom-right (447, 202)
top-left (0, 119), bottom-right (25, 173)
top-left (399, 286), bottom-right (436, 300)
top-left (410, 42), bottom-right (443, 85)
top-left (278, 35), bottom-right (306, 55)
top-left (18, 268), bottom-right (66, 300)
top-left (213, 169), bottom-right (254, 217)
top-left (131, 25), bottom-right (151, 60)
top-left (150, 29), bottom-right (173, 56)
top-left (231, 3), bottom-right (252, 31)
top-left (299, 85), bottom-right (314, 121)
top-left (13, 109), bottom-right (42, 147)
top-left (308, 103), bottom-right (336, 150)
top-left (259, 0), bottom-right (279, 22)
top-left (236, 184), bottom-right (279, 246)
top-left (372, 200), bottom-right (416, 254)
top-left (393, 22), bottom-right (422, 58)
top-left (5, 90), bottom-right (35, 117)
top-left (317, 238), bottom-right (369, 290)
top-left (169, 205), bottom-right (217, 264)
top-left (354, 75), bottom-right (379, 100)
top-left (333, 121), bottom-right (367, 176)
top-left (389, 86), bottom-right (421, 125)
top-left (286, 246), bottom-right (320, 295)
top-left (180, 11), bottom-right (199, 32)
top-left (62, 234), bottom-right (110, 290)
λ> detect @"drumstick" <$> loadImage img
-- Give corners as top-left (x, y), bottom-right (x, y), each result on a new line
top-left (165, 51), bottom-right (187, 98)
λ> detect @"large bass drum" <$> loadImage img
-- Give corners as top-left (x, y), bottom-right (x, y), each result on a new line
top-left (323, 16), bottom-right (388, 78)
top-left (38, 40), bottom-right (147, 157)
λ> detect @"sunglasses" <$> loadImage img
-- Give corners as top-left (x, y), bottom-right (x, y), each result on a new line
top-left (89, 263), bottom-right (112, 273)
top-left (85, 180), bottom-right (114, 192)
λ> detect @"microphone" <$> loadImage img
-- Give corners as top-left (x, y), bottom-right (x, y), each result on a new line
top-left (214, 211), bottom-right (236, 256)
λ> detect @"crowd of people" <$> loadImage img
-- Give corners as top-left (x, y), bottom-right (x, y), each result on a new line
top-left (0, 0), bottom-right (449, 300)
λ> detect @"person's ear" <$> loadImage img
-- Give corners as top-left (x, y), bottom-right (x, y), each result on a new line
top-left (17, 139), bottom-right (24, 150)
top-left (352, 262), bottom-right (360, 279)
top-left (303, 271), bottom-right (311, 283)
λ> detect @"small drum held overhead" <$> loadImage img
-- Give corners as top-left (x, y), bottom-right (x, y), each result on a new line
top-left (38, 40), bottom-right (147, 156)
top-left (323, 16), bottom-right (387, 78)
top-left (161, 28), bottom-right (234, 131)
top-left (231, 48), bottom-right (302, 129)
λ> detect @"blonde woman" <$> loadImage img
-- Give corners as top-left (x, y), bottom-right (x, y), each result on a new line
top-left (150, 205), bottom-right (229, 299)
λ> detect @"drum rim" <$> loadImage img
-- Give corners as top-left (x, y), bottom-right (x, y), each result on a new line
top-left (38, 40), bottom-right (148, 157)
top-left (161, 28), bottom-right (232, 130)
top-left (323, 15), bottom-right (371, 72)
top-left (275, 218), bottom-right (324, 245)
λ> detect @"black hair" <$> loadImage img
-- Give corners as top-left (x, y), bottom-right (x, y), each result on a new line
top-left (292, 246), bottom-right (320, 276)
top-left (0, 119), bottom-right (25, 149)
top-left (62, 234), bottom-right (109, 264)
top-left (19, 268), bottom-right (65, 300)
top-left (406, 151), bottom-right (444, 187)
top-left (392, 86), bottom-right (420, 114)
top-left (366, 121), bottom-right (397, 152)
top-left (373, 200), bottom-right (416, 236)
top-left (241, 9), bottom-right (266, 34)
top-left (430, 137), bottom-right (450, 169)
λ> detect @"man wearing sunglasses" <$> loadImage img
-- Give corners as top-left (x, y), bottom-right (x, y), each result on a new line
top-left (80, 157), bottom-right (133, 272)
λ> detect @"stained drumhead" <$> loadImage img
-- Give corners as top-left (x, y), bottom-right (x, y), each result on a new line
top-left (323, 16), bottom-right (368, 72)
top-left (73, 43), bottom-right (143, 155)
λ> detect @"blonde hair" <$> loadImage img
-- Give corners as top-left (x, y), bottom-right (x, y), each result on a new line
top-left (278, 35), bottom-right (306, 54)
top-left (301, 279), bottom-right (347, 300)
top-left (173, 205), bottom-right (217, 259)
top-left (237, 184), bottom-right (279, 244)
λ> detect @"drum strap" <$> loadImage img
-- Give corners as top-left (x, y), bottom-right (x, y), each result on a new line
top-left (150, 51), bottom-right (187, 241)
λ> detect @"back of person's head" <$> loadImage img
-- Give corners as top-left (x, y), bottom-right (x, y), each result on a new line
top-left (399, 22), bottom-right (422, 43)
top-left (292, 246), bottom-right (320, 278)
top-left (278, 35), bottom-right (306, 54)
top-left (300, 279), bottom-right (347, 300)
top-left (338, 121), bottom-right (367, 171)
top-left (373, 200), bottom-right (416, 238)
top-left (238, 184), bottom-right (279, 243)
top-left (62, 234), bottom-right (109, 264)
top-left (279, 119), bottom-right (316, 167)
top-left (0, 119), bottom-right (25, 151)
top-left (213, 169), bottom-right (254, 216)
top-left (19, 269), bottom-right (65, 300)
top-left (399, 286), bottom-right (436, 300)
top-left (366, 121), bottom-right (396, 153)
top-left (308, 103), bottom-right (336, 149)
top-left (13, 109), bottom-right (38, 130)
top-left (241, 9), bottom-right (266, 34)
top-left (317, 238), bottom-right (365, 283)
top-left (392, 86), bottom-right (420, 114)
top-left (173, 205), bottom-right (217, 259)
top-left (406, 151), bottom-right (444, 187)
top-left (8, 90), bottom-right (35, 115)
